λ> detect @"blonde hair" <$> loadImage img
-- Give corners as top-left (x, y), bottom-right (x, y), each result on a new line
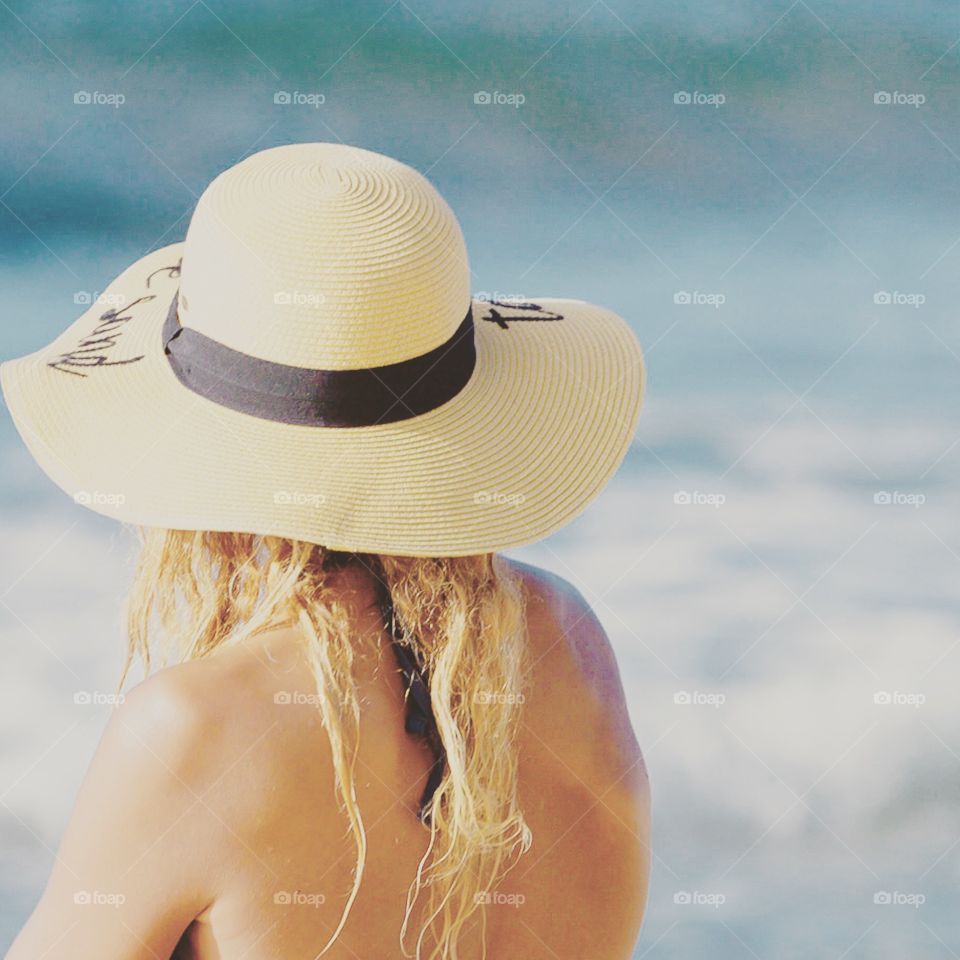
top-left (120, 528), bottom-right (533, 958)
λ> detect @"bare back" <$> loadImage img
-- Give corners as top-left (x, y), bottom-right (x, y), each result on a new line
top-left (5, 558), bottom-right (649, 960)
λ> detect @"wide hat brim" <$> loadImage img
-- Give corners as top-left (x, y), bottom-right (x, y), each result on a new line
top-left (1, 242), bottom-right (645, 558)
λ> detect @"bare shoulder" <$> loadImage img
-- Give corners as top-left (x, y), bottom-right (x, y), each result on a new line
top-left (111, 659), bottom-right (224, 774)
top-left (496, 556), bottom-right (647, 780)
top-left (115, 640), bottom-right (296, 790)
top-left (12, 658), bottom-right (260, 944)
top-left (119, 651), bottom-right (243, 745)
top-left (497, 556), bottom-right (651, 943)
top-left (500, 555), bottom-right (621, 664)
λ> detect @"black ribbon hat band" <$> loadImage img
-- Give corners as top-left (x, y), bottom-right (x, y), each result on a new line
top-left (162, 293), bottom-right (476, 427)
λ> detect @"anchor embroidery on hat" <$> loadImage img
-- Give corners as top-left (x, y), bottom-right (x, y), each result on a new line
top-left (478, 299), bottom-right (564, 330)
top-left (47, 260), bottom-right (181, 378)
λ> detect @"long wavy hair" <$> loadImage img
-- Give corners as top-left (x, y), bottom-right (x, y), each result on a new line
top-left (118, 527), bottom-right (533, 959)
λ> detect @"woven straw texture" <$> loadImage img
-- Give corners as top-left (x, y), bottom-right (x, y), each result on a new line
top-left (0, 143), bottom-right (645, 557)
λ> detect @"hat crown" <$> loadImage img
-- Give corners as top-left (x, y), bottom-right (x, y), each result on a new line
top-left (177, 143), bottom-right (471, 370)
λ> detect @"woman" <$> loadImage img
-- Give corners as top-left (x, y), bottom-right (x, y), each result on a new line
top-left (1, 142), bottom-right (649, 959)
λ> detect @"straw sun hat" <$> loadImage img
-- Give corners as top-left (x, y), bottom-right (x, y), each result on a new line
top-left (1, 142), bottom-right (645, 557)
